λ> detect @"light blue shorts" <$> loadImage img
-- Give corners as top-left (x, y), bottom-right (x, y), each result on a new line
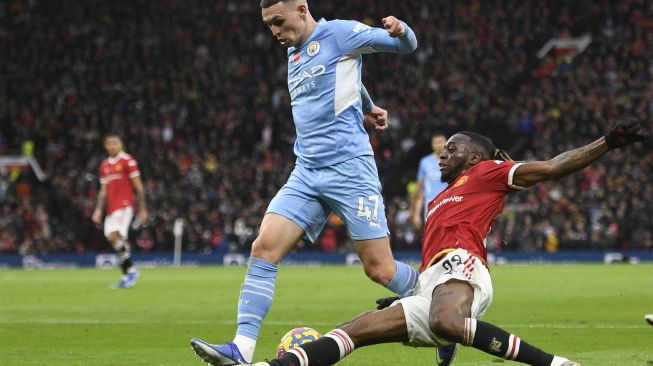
top-left (267, 155), bottom-right (389, 242)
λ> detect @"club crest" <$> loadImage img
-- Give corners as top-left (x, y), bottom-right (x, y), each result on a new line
top-left (307, 41), bottom-right (320, 57)
top-left (453, 175), bottom-right (468, 188)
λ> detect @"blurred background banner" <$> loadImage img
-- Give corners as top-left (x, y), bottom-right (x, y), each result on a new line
top-left (1, 0), bottom-right (652, 261)
top-left (2, 250), bottom-right (651, 269)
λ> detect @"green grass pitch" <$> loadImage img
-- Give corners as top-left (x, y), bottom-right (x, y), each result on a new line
top-left (1, 264), bottom-right (651, 365)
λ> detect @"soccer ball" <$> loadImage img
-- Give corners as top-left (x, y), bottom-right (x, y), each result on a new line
top-left (277, 327), bottom-right (322, 358)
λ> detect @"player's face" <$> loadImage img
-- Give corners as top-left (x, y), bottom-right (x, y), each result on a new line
top-left (438, 135), bottom-right (473, 184)
top-left (432, 135), bottom-right (447, 155)
top-left (262, 1), bottom-right (308, 48)
top-left (104, 137), bottom-right (123, 157)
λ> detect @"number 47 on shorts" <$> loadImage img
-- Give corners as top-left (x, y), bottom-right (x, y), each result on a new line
top-left (357, 195), bottom-right (379, 222)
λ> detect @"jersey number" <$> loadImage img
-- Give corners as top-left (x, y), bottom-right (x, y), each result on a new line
top-left (441, 254), bottom-right (463, 274)
top-left (357, 195), bottom-right (379, 221)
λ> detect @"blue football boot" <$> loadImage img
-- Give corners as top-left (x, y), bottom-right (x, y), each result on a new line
top-left (110, 269), bottom-right (140, 289)
top-left (123, 269), bottom-right (140, 287)
top-left (190, 339), bottom-right (247, 365)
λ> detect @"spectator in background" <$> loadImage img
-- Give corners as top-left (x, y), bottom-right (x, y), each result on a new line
top-left (1, 0), bottom-right (651, 256)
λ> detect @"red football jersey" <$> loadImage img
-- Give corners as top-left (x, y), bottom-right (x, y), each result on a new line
top-left (421, 160), bottom-right (524, 272)
top-left (99, 152), bottom-right (141, 215)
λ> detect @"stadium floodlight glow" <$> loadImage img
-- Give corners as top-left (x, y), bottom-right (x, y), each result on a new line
top-left (173, 218), bottom-right (184, 266)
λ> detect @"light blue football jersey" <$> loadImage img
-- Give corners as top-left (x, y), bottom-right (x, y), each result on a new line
top-left (286, 18), bottom-right (417, 168)
top-left (417, 153), bottom-right (448, 214)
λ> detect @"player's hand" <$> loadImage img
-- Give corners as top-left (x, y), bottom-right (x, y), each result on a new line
top-left (375, 296), bottom-right (400, 310)
top-left (604, 119), bottom-right (649, 149)
top-left (91, 209), bottom-right (102, 225)
top-left (138, 208), bottom-right (149, 224)
top-left (382, 16), bottom-right (405, 37)
top-left (364, 106), bottom-right (388, 132)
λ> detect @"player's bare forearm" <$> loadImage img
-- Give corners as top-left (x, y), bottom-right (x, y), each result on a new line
top-left (515, 120), bottom-right (648, 188)
top-left (136, 189), bottom-right (146, 211)
top-left (131, 176), bottom-right (147, 212)
top-left (95, 185), bottom-right (106, 211)
top-left (411, 191), bottom-right (424, 217)
top-left (549, 137), bottom-right (609, 178)
top-left (411, 181), bottom-right (424, 209)
top-left (514, 137), bottom-right (608, 187)
top-left (409, 181), bottom-right (425, 227)
top-left (92, 184), bottom-right (106, 223)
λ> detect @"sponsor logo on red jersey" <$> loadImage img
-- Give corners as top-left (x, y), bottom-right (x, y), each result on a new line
top-left (99, 152), bottom-right (140, 215)
top-left (421, 160), bottom-right (522, 271)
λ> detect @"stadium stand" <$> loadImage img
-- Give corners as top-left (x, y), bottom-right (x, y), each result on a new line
top-left (1, 0), bottom-right (651, 256)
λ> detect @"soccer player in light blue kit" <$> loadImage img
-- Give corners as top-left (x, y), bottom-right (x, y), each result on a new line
top-left (191, 1), bottom-right (423, 365)
top-left (410, 134), bottom-right (448, 229)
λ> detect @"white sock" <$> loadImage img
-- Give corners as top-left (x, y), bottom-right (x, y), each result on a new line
top-left (551, 356), bottom-right (570, 366)
top-left (233, 335), bottom-right (256, 363)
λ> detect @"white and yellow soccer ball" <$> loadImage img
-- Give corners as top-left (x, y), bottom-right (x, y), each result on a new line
top-left (277, 327), bottom-right (322, 358)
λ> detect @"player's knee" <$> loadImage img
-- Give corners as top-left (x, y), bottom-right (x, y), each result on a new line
top-left (250, 237), bottom-right (282, 264)
top-left (428, 313), bottom-right (464, 343)
top-left (363, 264), bottom-right (393, 285)
top-left (107, 232), bottom-right (121, 244)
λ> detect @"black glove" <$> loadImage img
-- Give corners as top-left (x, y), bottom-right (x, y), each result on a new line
top-left (604, 120), bottom-right (649, 150)
top-left (375, 296), bottom-right (400, 310)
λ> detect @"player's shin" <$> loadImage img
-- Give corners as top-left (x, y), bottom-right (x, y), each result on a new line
top-left (113, 239), bottom-right (133, 274)
top-left (462, 318), bottom-right (564, 366)
top-left (268, 329), bottom-right (355, 366)
top-left (385, 260), bottom-right (419, 297)
top-left (234, 257), bottom-right (278, 362)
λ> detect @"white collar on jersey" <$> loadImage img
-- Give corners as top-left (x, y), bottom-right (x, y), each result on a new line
top-left (107, 151), bottom-right (128, 165)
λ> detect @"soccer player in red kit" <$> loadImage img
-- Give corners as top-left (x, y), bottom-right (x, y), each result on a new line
top-left (248, 121), bottom-right (648, 366)
top-left (92, 135), bottom-right (148, 288)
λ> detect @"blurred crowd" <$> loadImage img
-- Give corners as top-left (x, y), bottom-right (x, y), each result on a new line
top-left (1, 0), bottom-right (651, 256)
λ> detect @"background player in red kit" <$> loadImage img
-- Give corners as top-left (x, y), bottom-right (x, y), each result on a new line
top-left (248, 121), bottom-right (648, 366)
top-left (92, 135), bottom-right (148, 288)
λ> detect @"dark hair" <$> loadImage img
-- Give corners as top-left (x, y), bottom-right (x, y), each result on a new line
top-left (458, 131), bottom-right (513, 162)
top-left (104, 133), bottom-right (122, 142)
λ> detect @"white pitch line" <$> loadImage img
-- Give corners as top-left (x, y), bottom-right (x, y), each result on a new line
top-left (0, 319), bottom-right (646, 329)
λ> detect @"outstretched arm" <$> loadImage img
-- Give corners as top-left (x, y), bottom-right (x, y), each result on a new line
top-left (379, 16), bottom-right (417, 53)
top-left (513, 121), bottom-right (648, 188)
top-left (333, 17), bottom-right (417, 56)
